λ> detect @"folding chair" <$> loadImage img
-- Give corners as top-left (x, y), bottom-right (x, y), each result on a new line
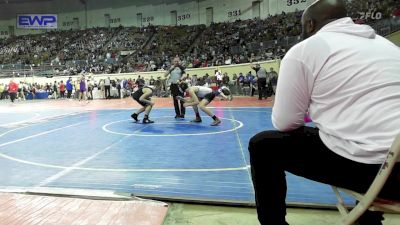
top-left (332, 134), bottom-right (400, 225)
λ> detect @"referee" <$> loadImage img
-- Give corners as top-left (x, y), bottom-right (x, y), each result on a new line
top-left (251, 63), bottom-right (268, 100)
top-left (165, 57), bottom-right (186, 118)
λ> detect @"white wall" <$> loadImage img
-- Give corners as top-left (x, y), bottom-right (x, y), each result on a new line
top-left (0, 0), bottom-right (315, 35)
top-left (0, 29), bottom-right (9, 39)
top-left (268, 0), bottom-right (313, 16)
top-left (139, 3), bottom-right (167, 26)
top-left (106, 5), bottom-right (137, 28)
top-left (0, 59), bottom-right (280, 86)
top-left (59, 11), bottom-right (85, 30)
top-left (0, 21), bottom-right (11, 39)
top-left (87, 8), bottom-right (112, 28)
top-left (0, 0), bottom-right (83, 34)
top-left (219, 0), bottom-right (253, 22)
top-left (175, 1), bottom-right (198, 26)
top-left (198, 0), bottom-right (251, 24)
top-left (0, 18), bottom-right (47, 36)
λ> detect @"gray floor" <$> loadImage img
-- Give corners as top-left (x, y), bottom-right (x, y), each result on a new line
top-left (163, 203), bottom-right (400, 225)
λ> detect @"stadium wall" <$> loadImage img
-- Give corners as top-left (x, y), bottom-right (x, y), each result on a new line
top-left (0, 0), bottom-right (314, 36)
top-left (0, 60), bottom-right (280, 85)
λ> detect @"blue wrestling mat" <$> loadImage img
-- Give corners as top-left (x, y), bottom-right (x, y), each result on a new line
top-left (0, 107), bottom-right (354, 206)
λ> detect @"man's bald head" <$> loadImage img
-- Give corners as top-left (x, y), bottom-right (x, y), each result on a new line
top-left (301, 0), bottom-right (347, 40)
top-left (173, 57), bottom-right (180, 66)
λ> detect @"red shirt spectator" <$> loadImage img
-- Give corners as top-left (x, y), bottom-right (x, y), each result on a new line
top-left (60, 83), bottom-right (66, 92)
top-left (8, 81), bottom-right (19, 93)
top-left (393, 8), bottom-right (400, 17)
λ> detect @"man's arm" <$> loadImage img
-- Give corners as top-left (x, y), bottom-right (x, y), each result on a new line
top-left (164, 66), bottom-right (175, 78)
top-left (271, 57), bottom-right (311, 131)
top-left (178, 65), bottom-right (186, 81)
top-left (219, 92), bottom-right (232, 101)
top-left (251, 64), bottom-right (260, 73)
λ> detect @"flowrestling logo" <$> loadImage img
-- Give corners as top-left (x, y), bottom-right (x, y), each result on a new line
top-left (358, 11), bottom-right (383, 20)
top-left (17, 14), bottom-right (57, 29)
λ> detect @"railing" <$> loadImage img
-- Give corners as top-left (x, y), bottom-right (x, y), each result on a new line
top-left (371, 17), bottom-right (400, 36)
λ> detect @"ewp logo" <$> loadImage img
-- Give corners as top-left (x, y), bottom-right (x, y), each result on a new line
top-left (17, 14), bottom-right (58, 29)
top-left (19, 16), bottom-right (55, 26)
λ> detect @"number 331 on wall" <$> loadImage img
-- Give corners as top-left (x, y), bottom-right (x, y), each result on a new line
top-left (228, 10), bottom-right (241, 17)
top-left (287, 0), bottom-right (306, 6)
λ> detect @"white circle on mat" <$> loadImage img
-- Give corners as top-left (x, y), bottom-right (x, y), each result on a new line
top-left (102, 116), bottom-right (243, 137)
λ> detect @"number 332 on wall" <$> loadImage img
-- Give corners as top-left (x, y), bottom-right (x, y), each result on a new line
top-left (287, 0), bottom-right (306, 6)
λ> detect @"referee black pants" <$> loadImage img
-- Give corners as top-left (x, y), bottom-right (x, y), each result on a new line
top-left (257, 78), bottom-right (267, 99)
top-left (170, 83), bottom-right (185, 116)
top-left (248, 126), bottom-right (400, 225)
top-left (105, 85), bottom-right (111, 99)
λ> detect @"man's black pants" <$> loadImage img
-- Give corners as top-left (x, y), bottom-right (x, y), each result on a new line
top-left (248, 126), bottom-right (399, 225)
top-left (170, 83), bottom-right (185, 117)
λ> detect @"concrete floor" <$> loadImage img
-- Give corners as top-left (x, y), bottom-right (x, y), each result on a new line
top-left (163, 203), bottom-right (400, 225)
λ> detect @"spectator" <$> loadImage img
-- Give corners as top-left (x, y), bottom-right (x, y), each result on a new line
top-left (59, 81), bottom-right (65, 98)
top-left (268, 67), bottom-right (278, 96)
top-left (8, 79), bottom-right (18, 103)
top-left (66, 77), bottom-right (73, 99)
top-left (104, 77), bottom-right (111, 99)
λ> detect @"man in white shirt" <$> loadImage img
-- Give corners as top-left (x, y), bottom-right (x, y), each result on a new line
top-left (104, 77), bottom-right (111, 99)
top-left (215, 70), bottom-right (223, 87)
top-left (248, 1), bottom-right (400, 225)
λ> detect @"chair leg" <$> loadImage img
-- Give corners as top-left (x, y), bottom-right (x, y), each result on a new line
top-left (332, 186), bottom-right (373, 225)
top-left (332, 187), bottom-right (350, 216)
top-left (336, 198), bottom-right (373, 225)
